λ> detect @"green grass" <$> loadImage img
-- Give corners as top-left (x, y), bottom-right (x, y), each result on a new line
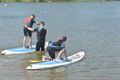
top-left (20, 0), bottom-right (34, 2)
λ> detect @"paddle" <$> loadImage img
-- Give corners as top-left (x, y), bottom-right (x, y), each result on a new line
top-left (29, 59), bottom-right (42, 63)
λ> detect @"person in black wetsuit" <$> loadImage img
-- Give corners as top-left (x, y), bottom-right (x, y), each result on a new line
top-left (26, 21), bottom-right (47, 52)
top-left (46, 36), bottom-right (68, 61)
top-left (23, 14), bottom-right (37, 48)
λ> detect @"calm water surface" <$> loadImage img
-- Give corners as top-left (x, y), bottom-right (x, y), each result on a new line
top-left (0, 2), bottom-right (120, 80)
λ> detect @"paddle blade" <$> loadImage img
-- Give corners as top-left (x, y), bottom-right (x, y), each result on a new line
top-left (29, 60), bottom-right (41, 63)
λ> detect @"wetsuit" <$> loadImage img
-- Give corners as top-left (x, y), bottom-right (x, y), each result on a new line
top-left (46, 40), bottom-right (65, 59)
top-left (23, 18), bottom-right (36, 37)
top-left (34, 27), bottom-right (47, 51)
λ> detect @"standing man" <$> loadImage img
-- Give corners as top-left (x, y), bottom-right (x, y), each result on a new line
top-left (26, 21), bottom-right (47, 52)
top-left (23, 14), bottom-right (37, 48)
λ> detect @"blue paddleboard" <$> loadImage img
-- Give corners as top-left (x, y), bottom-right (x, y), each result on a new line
top-left (1, 46), bottom-right (35, 55)
top-left (1, 42), bottom-right (49, 55)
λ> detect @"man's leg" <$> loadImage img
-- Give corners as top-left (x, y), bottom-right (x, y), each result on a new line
top-left (23, 29), bottom-right (28, 48)
top-left (28, 36), bottom-right (32, 48)
top-left (36, 42), bottom-right (44, 59)
top-left (28, 31), bottom-right (32, 48)
top-left (47, 48), bottom-right (55, 60)
top-left (56, 48), bottom-right (67, 60)
top-left (36, 41), bottom-right (40, 51)
top-left (41, 42), bottom-right (45, 51)
top-left (23, 36), bottom-right (27, 48)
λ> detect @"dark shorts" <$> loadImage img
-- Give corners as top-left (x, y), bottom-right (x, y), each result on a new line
top-left (23, 28), bottom-right (32, 37)
top-left (36, 41), bottom-right (45, 51)
top-left (46, 47), bottom-right (63, 59)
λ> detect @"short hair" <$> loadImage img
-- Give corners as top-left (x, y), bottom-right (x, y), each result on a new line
top-left (39, 21), bottom-right (45, 26)
top-left (31, 14), bottom-right (35, 18)
top-left (62, 36), bottom-right (67, 41)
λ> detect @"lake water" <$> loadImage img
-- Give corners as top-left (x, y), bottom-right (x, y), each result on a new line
top-left (0, 1), bottom-right (120, 80)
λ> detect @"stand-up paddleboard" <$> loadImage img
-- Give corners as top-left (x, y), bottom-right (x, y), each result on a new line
top-left (26, 51), bottom-right (85, 70)
top-left (1, 42), bottom-right (49, 55)
top-left (1, 46), bottom-right (35, 55)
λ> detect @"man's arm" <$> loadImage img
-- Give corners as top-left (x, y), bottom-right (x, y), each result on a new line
top-left (24, 25), bottom-right (28, 28)
top-left (33, 19), bottom-right (39, 25)
top-left (25, 26), bottom-right (35, 32)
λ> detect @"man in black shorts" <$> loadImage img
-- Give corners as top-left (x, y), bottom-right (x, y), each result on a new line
top-left (23, 14), bottom-right (37, 48)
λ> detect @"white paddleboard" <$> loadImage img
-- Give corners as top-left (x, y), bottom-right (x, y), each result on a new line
top-left (26, 51), bottom-right (85, 70)
top-left (1, 46), bottom-right (35, 55)
top-left (1, 42), bottom-right (49, 55)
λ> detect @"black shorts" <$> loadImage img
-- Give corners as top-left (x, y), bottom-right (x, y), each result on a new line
top-left (46, 47), bottom-right (63, 59)
top-left (23, 28), bottom-right (32, 37)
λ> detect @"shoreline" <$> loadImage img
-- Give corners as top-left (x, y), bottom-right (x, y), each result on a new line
top-left (0, 0), bottom-right (116, 3)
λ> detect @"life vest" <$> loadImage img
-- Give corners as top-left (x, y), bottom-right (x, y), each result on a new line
top-left (24, 17), bottom-right (31, 25)
top-left (54, 40), bottom-right (63, 46)
top-left (49, 40), bottom-right (63, 47)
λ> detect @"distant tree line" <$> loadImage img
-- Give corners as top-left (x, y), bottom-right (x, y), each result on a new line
top-left (0, 0), bottom-right (119, 2)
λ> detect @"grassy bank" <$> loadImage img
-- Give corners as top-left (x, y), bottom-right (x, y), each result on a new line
top-left (0, 0), bottom-right (117, 2)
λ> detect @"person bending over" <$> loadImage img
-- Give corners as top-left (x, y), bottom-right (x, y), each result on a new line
top-left (46, 36), bottom-right (68, 61)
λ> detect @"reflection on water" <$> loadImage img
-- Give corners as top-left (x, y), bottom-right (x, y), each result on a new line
top-left (48, 68), bottom-right (67, 80)
top-left (26, 67), bottom-right (67, 80)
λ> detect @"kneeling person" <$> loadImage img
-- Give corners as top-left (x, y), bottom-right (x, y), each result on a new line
top-left (46, 36), bottom-right (68, 61)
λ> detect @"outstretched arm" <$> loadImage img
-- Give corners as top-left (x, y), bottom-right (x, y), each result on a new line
top-left (35, 22), bottom-right (40, 25)
top-left (27, 27), bottom-right (34, 31)
top-left (24, 25), bottom-right (34, 32)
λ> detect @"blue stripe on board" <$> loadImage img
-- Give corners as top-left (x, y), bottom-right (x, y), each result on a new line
top-left (7, 47), bottom-right (35, 52)
top-left (36, 61), bottom-right (66, 65)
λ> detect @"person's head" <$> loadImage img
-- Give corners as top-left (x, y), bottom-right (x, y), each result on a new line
top-left (57, 36), bottom-right (67, 42)
top-left (61, 36), bottom-right (67, 42)
top-left (30, 14), bottom-right (35, 19)
top-left (38, 21), bottom-right (45, 26)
